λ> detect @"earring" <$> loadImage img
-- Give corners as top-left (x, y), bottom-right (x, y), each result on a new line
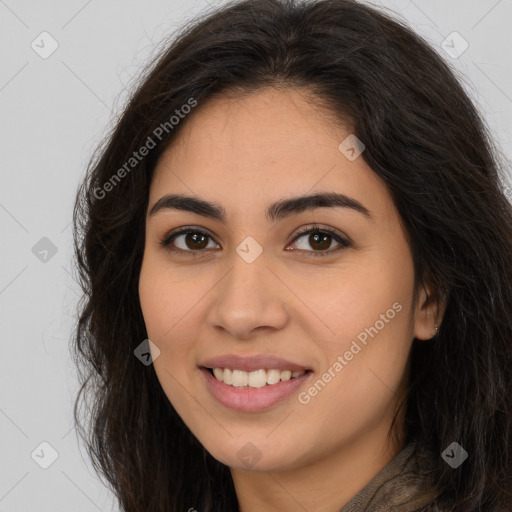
top-left (433, 323), bottom-right (439, 337)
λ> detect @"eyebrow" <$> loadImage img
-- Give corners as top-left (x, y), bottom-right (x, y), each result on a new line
top-left (148, 192), bottom-right (371, 223)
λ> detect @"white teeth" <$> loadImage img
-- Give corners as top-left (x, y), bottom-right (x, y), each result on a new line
top-left (280, 370), bottom-right (291, 382)
top-left (210, 368), bottom-right (306, 387)
top-left (248, 369), bottom-right (267, 388)
top-left (223, 368), bottom-right (232, 385)
top-left (266, 369), bottom-right (281, 384)
top-left (232, 370), bottom-right (248, 387)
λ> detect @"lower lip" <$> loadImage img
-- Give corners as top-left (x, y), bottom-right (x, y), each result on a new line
top-left (200, 367), bottom-right (313, 412)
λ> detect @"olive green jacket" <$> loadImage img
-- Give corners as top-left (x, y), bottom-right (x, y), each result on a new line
top-left (338, 441), bottom-right (441, 512)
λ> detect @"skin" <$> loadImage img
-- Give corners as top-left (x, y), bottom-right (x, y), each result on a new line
top-left (138, 87), bottom-right (445, 512)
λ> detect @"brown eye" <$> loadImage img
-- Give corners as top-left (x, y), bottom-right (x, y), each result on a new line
top-left (305, 232), bottom-right (332, 251)
top-left (160, 228), bottom-right (219, 255)
top-left (289, 225), bottom-right (351, 257)
top-left (181, 232), bottom-right (209, 250)
top-left (160, 224), bottom-right (351, 258)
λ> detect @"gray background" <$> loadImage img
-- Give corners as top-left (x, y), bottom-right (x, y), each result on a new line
top-left (0, 0), bottom-right (511, 510)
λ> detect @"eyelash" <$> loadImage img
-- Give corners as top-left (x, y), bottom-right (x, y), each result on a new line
top-left (159, 223), bottom-right (351, 258)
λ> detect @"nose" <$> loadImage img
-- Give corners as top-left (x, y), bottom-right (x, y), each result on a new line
top-left (206, 249), bottom-right (289, 340)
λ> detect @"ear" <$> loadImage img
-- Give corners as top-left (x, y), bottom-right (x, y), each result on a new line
top-left (413, 280), bottom-right (447, 340)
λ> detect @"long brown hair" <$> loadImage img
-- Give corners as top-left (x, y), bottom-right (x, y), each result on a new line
top-left (72, 1), bottom-right (512, 510)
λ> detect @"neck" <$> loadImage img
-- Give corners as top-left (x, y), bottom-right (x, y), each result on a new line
top-left (231, 424), bottom-right (406, 512)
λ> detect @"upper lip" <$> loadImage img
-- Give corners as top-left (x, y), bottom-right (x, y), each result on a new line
top-left (200, 354), bottom-right (311, 372)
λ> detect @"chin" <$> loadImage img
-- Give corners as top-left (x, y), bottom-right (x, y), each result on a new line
top-left (205, 440), bottom-right (303, 473)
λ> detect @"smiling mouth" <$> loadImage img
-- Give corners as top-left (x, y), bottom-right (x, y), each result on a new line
top-left (202, 366), bottom-right (313, 388)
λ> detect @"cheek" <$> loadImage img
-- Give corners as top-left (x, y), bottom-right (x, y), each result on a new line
top-left (138, 253), bottom-right (206, 373)
top-left (307, 263), bottom-right (413, 347)
top-left (302, 305), bottom-right (412, 449)
top-left (138, 254), bottom-right (186, 354)
top-left (312, 256), bottom-right (415, 399)
top-left (139, 250), bottom-right (189, 337)
top-left (138, 264), bottom-right (166, 338)
top-left (138, 256), bottom-right (196, 408)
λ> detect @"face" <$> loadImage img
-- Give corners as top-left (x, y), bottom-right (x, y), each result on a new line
top-left (138, 87), bottom-right (438, 473)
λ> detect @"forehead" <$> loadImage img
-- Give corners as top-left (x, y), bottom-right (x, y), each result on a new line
top-left (149, 87), bottom-right (394, 223)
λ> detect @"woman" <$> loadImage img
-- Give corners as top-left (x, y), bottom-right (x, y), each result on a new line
top-left (71, 0), bottom-right (512, 510)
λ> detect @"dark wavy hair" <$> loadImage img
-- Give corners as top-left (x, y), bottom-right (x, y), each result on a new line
top-left (71, 0), bottom-right (512, 510)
